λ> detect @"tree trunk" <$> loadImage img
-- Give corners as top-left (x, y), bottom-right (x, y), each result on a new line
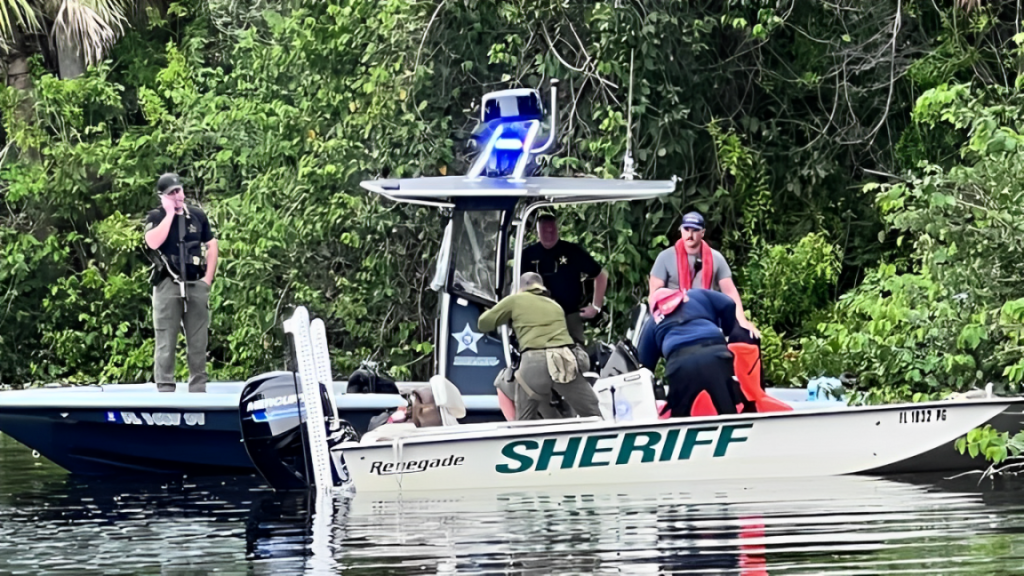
top-left (56, 36), bottom-right (86, 80)
top-left (3, 25), bottom-right (37, 161)
top-left (5, 26), bottom-right (33, 92)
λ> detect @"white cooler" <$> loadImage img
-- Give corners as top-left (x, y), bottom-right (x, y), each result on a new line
top-left (592, 368), bottom-right (660, 422)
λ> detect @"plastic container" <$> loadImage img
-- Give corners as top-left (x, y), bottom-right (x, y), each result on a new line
top-left (592, 368), bottom-right (659, 422)
top-left (807, 377), bottom-right (843, 401)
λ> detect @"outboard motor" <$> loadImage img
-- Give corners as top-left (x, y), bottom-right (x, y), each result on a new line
top-left (595, 340), bottom-right (666, 404)
top-left (239, 371), bottom-right (358, 491)
top-left (588, 341), bottom-right (615, 376)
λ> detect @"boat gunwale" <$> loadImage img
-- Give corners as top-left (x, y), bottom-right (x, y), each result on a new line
top-left (338, 396), bottom-right (1024, 452)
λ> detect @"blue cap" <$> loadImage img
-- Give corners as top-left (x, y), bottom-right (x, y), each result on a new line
top-left (680, 211), bottom-right (705, 230)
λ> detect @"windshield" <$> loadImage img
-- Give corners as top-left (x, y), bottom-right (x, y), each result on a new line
top-left (450, 210), bottom-right (503, 303)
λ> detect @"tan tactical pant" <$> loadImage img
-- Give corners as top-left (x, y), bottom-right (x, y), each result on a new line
top-left (514, 348), bottom-right (602, 421)
top-left (153, 277), bottom-right (210, 392)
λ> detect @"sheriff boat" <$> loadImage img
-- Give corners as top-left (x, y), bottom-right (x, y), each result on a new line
top-left (238, 81), bottom-right (1024, 495)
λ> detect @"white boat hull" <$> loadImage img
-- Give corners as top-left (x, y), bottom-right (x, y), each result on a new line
top-left (338, 398), bottom-right (1024, 493)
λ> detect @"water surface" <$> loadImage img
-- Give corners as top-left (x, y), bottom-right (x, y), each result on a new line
top-left (2, 432), bottom-right (1024, 575)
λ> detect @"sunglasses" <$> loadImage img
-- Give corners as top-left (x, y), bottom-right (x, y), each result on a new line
top-left (162, 186), bottom-right (184, 196)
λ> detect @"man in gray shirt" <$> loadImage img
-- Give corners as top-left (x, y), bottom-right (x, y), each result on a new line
top-left (648, 212), bottom-right (760, 340)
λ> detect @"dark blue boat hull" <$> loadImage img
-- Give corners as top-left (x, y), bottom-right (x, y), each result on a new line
top-left (0, 404), bottom-right (444, 476)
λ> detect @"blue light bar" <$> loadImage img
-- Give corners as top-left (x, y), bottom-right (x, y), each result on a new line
top-left (494, 138), bottom-right (523, 151)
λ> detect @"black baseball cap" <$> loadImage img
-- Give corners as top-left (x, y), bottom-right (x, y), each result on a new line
top-left (680, 211), bottom-right (705, 230)
top-left (156, 173), bottom-right (183, 195)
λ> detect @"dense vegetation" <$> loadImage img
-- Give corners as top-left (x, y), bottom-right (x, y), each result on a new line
top-left (2, 0), bottom-right (1023, 403)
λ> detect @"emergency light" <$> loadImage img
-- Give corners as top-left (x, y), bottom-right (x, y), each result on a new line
top-left (467, 81), bottom-right (559, 182)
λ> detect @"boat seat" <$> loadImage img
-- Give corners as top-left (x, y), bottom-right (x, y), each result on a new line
top-left (359, 422), bottom-right (419, 443)
top-left (410, 376), bottom-right (466, 428)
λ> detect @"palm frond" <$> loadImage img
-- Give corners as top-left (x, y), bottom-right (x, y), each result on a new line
top-left (0, 0), bottom-right (43, 54)
top-left (48, 0), bottom-right (130, 65)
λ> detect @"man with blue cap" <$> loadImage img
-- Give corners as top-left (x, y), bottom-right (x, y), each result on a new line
top-left (648, 211), bottom-right (760, 340)
top-left (647, 211), bottom-right (764, 405)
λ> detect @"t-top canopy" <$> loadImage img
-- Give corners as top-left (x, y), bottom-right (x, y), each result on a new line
top-left (359, 176), bottom-right (676, 206)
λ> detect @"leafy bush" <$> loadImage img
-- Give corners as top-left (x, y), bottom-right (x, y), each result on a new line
top-left (803, 81), bottom-right (1024, 401)
top-left (744, 233), bottom-right (841, 334)
top-left (956, 425), bottom-right (1024, 465)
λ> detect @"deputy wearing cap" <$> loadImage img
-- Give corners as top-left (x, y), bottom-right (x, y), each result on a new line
top-left (648, 211), bottom-right (760, 340)
top-left (478, 272), bottom-right (603, 421)
top-left (144, 173), bottom-right (218, 393)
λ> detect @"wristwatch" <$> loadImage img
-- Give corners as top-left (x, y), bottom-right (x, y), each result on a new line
top-left (592, 304), bottom-right (602, 313)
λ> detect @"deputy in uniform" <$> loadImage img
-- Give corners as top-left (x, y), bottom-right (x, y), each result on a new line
top-left (521, 213), bottom-right (608, 345)
top-left (478, 273), bottom-right (603, 421)
top-left (144, 173), bottom-right (219, 393)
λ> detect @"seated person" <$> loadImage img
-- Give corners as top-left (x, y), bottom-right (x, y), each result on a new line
top-left (478, 272), bottom-right (602, 421)
top-left (637, 288), bottom-right (743, 417)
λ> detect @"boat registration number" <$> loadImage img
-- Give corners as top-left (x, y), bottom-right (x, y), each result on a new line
top-left (898, 408), bottom-right (947, 424)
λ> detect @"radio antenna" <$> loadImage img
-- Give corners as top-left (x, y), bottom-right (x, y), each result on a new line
top-left (622, 49), bottom-right (636, 180)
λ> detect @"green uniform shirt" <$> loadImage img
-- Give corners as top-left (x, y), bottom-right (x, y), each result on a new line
top-left (477, 286), bottom-right (574, 350)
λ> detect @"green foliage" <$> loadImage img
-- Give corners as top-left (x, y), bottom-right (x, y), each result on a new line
top-left (955, 425), bottom-right (1024, 464)
top-left (744, 233), bottom-right (841, 333)
top-left (0, 0), bottom-right (1022, 397)
top-left (802, 266), bottom-right (987, 398)
top-left (805, 78), bottom-right (1024, 401)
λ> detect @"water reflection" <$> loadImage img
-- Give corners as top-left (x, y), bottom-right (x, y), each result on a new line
top-left (4, 432), bottom-right (1024, 575)
top-left (327, 476), bottom-right (1019, 575)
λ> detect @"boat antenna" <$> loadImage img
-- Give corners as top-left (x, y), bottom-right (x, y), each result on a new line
top-left (622, 49), bottom-right (636, 181)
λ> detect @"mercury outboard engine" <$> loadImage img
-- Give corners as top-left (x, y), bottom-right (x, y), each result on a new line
top-left (240, 371), bottom-right (358, 491)
top-left (588, 341), bottom-right (615, 375)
